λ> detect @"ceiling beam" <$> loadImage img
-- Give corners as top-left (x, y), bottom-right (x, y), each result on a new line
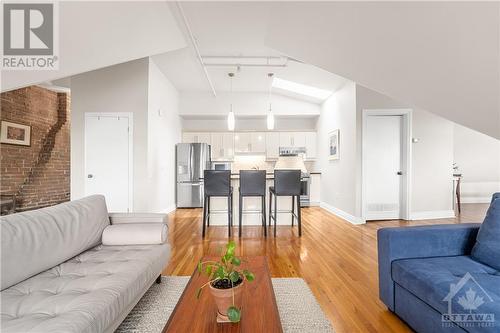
top-left (176, 2), bottom-right (217, 97)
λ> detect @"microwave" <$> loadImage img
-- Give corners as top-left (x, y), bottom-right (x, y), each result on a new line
top-left (212, 162), bottom-right (231, 171)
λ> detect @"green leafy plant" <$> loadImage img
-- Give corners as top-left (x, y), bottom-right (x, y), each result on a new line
top-left (196, 241), bottom-right (255, 322)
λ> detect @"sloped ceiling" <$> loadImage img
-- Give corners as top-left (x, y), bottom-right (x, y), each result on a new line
top-left (1, 1), bottom-right (186, 92)
top-left (152, 1), bottom-right (347, 103)
top-left (265, 2), bottom-right (500, 139)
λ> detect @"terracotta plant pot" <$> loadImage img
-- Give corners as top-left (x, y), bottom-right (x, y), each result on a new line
top-left (209, 279), bottom-right (244, 322)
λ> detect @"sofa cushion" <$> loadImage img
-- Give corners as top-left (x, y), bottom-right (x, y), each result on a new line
top-left (0, 195), bottom-right (110, 291)
top-left (392, 256), bottom-right (500, 331)
top-left (472, 193), bottom-right (500, 270)
top-left (0, 243), bottom-right (170, 333)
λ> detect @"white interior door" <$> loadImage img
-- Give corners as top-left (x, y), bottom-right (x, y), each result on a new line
top-left (364, 115), bottom-right (402, 220)
top-left (85, 114), bottom-right (132, 212)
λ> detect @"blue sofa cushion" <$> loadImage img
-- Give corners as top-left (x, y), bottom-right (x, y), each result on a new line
top-left (392, 256), bottom-right (500, 331)
top-left (472, 193), bottom-right (500, 271)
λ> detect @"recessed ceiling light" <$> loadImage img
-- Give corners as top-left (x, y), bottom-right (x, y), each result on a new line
top-left (272, 77), bottom-right (332, 101)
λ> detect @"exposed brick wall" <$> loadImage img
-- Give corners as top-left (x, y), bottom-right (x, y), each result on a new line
top-left (1, 86), bottom-right (70, 212)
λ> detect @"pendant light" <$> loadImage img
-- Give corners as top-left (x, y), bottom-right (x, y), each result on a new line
top-left (267, 72), bottom-right (275, 130)
top-left (227, 72), bottom-right (235, 131)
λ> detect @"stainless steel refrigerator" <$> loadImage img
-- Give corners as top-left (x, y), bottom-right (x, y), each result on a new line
top-left (176, 143), bottom-right (211, 208)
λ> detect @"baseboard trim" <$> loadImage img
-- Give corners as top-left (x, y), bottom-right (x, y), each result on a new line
top-left (462, 197), bottom-right (491, 204)
top-left (160, 204), bottom-right (177, 214)
top-left (320, 202), bottom-right (365, 225)
top-left (410, 210), bottom-right (455, 220)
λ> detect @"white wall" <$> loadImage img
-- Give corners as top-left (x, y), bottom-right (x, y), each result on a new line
top-left (318, 83), bottom-right (456, 224)
top-left (180, 91), bottom-right (321, 118)
top-left (317, 82), bottom-right (361, 222)
top-left (147, 59), bottom-right (181, 213)
top-left (71, 59), bottom-right (149, 211)
top-left (356, 85), bottom-right (455, 219)
top-left (453, 124), bottom-right (500, 203)
top-left (71, 57), bottom-right (181, 213)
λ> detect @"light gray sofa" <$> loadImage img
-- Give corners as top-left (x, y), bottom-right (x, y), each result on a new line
top-left (0, 195), bottom-right (171, 333)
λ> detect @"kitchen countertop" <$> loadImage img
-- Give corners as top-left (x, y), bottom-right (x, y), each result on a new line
top-left (201, 172), bottom-right (320, 180)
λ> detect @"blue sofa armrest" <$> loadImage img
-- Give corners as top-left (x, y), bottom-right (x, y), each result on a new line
top-left (377, 223), bottom-right (480, 311)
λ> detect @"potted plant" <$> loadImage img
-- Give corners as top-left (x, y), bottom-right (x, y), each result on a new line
top-left (196, 241), bottom-right (255, 323)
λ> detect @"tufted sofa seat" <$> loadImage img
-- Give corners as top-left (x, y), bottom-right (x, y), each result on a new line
top-left (1, 195), bottom-right (171, 333)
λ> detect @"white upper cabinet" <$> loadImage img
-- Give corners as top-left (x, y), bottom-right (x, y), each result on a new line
top-left (235, 132), bottom-right (266, 153)
top-left (294, 132), bottom-right (307, 147)
top-left (305, 132), bottom-right (317, 160)
top-left (279, 132), bottom-right (306, 148)
top-left (234, 133), bottom-right (251, 153)
top-left (182, 132), bottom-right (211, 144)
top-left (183, 131), bottom-right (316, 160)
top-left (211, 133), bottom-right (234, 161)
top-left (279, 132), bottom-right (294, 147)
top-left (266, 132), bottom-right (280, 159)
top-left (251, 132), bottom-right (266, 153)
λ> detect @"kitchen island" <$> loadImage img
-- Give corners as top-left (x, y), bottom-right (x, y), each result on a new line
top-left (205, 172), bottom-right (320, 226)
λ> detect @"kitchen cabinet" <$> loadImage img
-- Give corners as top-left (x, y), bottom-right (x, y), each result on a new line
top-left (309, 174), bottom-right (321, 205)
top-left (182, 132), bottom-right (211, 144)
top-left (266, 132), bottom-right (280, 159)
top-left (182, 131), bottom-right (316, 159)
top-left (211, 133), bottom-right (234, 161)
top-left (305, 132), bottom-right (317, 160)
top-left (251, 132), bottom-right (266, 153)
top-left (234, 133), bottom-right (251, 153)
top-left (234, 132), bottom-right (265, 153)
top-left (279, 132), bottom-right (294, 147)
top-left (279, 132), bottom-right (306, 148)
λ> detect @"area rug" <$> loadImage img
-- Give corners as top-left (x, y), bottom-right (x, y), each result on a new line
top-left (116, 276), bottom-right (334, 333)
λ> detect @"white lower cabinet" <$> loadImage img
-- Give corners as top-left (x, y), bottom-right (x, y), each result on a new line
top-left (309, 174), bottom-right (321, 205)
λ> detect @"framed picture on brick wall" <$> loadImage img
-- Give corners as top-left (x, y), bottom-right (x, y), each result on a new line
top-left (0, 121), bottom-right (31, 146)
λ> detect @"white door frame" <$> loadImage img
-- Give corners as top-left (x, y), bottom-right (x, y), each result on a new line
top-left (361, 109), bottom-right (412, 220)
top-left (84, 112), bottom-right (134, 211)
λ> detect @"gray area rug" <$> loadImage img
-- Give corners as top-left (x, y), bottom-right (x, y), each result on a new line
top-left (116, 276), bottom-right (334, 333)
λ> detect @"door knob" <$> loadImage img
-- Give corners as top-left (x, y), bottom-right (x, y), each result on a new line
top-left (396, 171), bottom-right (403, 175)
top-left (87, 174), bottom-right (94, 178)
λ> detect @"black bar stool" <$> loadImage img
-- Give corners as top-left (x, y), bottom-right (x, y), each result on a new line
top-left (203, 170), bottom-right (233, 237)
top-left (239, 170), bottom-right (267, 237)
top-left (269, 170), bottom-right (302, 237)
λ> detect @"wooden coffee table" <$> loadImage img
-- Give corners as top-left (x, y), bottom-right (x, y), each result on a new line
top-left (163, 256), bottom-right (283, 333)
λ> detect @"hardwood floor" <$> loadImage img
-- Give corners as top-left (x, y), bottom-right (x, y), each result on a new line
top-left (163, 204), bottom-right (488, 333)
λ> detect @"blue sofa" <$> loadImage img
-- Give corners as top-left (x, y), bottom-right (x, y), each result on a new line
top-left (378, 193), bottom-right (500, 333)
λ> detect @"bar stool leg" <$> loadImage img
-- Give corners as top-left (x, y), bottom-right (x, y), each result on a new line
top-left (239, 194), bottom-right (243, 237)
top-left (228, 195), bottom-right (232, 237)
top-left (207, 197), bottom-right (210, 226)
top-left (297, 195), bottom-right (302, 236)
top-left (274, 193), bottom-right (278, 237)
top-left (202, 195), bottom-right (207, 238)
top-left (230, 192), bottom-right (234, 226)
top-left (291, 196), bottom-right (295, 227)
top-left (268, 190), bottom-right (272, 226)
top-left (262, 196), bottom-right (267, 237)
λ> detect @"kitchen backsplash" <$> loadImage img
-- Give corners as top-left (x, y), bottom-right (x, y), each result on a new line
top-left (230, 155), bottom-right (316, 173)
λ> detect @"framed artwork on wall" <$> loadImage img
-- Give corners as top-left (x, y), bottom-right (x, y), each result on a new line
top-left (0, 121), bottom-right (31, 146)
top-left (328, 129), bottom-right (340, 160)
